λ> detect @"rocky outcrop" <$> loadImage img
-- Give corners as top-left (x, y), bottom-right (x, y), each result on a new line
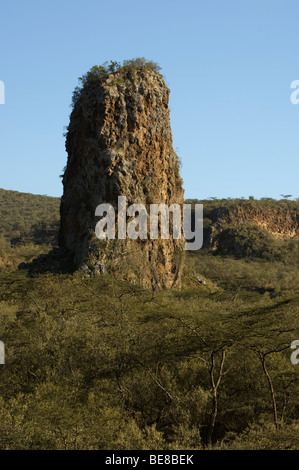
top-left (59, 63), bottom-right (185, 289)
top-left (209, 206), bottom-right (299, 240)
top-left (201, 205), bottom-right (299, 260)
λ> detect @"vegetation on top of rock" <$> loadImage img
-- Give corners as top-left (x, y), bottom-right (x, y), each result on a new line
top-left (71, 57), bottom-right (162, 108)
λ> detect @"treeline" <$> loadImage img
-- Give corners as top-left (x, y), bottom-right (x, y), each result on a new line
top-left (185, 197), bottom-right (299, 215)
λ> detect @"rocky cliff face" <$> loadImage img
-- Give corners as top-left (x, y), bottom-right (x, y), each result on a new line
top-left (201, 204), bottom-right (299, 260)
top-left (209, 206), bottom-right (299, 240)
top-left (59, 64), bottom-right (185, 289)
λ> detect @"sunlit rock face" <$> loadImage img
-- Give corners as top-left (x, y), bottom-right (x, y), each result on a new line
top-left (59, 65), bottom-right (185, 289)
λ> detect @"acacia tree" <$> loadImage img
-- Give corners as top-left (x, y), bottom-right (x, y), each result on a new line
top-left (249, 345), bottom-right (290, 431)
top-left (239, 301), bottom-right (299, 432)
top-left (170, 313), bottom-right (234, 446)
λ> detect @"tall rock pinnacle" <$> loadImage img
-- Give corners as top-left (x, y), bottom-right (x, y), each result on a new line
top-left (59, 59), bottom-right (185, 289)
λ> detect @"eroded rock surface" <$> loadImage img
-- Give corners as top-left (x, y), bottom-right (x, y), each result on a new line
top-left (59, 65), bottom-right (185, 289)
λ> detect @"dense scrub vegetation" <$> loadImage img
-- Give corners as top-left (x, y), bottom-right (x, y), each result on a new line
top-left (0, 189), bottom-right (298, 449)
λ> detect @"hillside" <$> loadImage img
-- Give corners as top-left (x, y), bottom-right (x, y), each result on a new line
top-left (0, 189), bottom-right (298, 449)
top-left (0, 188), bottom-right (60, 243)
top-left (0, 188), bottom-right (60, 269)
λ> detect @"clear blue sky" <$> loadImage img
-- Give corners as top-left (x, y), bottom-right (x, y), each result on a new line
top-left (0, 0), bottom-right (298, 200)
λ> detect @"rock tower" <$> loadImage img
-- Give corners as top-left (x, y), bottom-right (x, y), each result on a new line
top-left (59, 60), bottom-right (185, 289)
